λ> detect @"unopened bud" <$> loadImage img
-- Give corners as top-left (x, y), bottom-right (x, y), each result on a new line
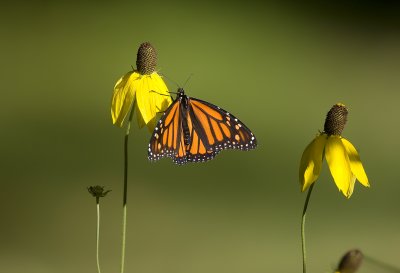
top-left (336, 249), bottom-right (363, 273)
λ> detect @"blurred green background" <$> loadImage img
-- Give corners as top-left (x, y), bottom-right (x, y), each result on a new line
top-left (1, 1), bottom-right (400, 272)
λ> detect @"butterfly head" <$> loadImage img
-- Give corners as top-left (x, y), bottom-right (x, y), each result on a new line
top-left (177, 87), bottom-right (188, 101)
top-left (176, 88), bottom-right (189, 108)
top-left (177, 87), bottom-right (185, 97)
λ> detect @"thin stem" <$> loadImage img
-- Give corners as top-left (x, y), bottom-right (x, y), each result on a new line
top-left (96, 197), bottom-right (102, 273)
top-left (120, 106), bottom-right (134, 273)
top-left (364, 254), bottom-right (400, 272)
top-left (301, 183), bottom-right (315, 273)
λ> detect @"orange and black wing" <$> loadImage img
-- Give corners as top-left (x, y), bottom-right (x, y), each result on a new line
top-left (182, 101), bottom-right (219, 163)
top-left (184, 97), bottom-right (257, 163)
top-left (148, 95), bottom-right (257, 165)
top-left (148, 100), bottom-right (186, 163)
top-left (148, 97), bottom-right (218, 165)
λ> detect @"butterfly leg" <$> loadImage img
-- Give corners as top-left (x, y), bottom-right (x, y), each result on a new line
top-left (149, 90), bottom-right (170, 96)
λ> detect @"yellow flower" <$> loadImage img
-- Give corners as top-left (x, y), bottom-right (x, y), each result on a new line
top-left (111, 42), bottom-right (172, 131)
top-left (299, 103), bottom-right (369, 198)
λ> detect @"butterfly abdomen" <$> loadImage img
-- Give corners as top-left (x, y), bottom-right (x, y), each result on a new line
top-left (182, 116), bottom-right (191, 146)
top-left (180, 94), bottom-right (191, 146)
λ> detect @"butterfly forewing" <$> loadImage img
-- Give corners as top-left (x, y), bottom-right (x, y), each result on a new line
top-left (189, 98), bottom-right (257, 151)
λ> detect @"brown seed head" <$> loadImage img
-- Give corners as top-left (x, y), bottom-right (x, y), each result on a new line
top-left (337, 249), bottom-right (363, 273)
top-left (136, 42), bottom-right (157, 75)
top-left (324, 103), bottom-right (348, 136)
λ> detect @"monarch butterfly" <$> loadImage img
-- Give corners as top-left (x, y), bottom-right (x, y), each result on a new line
top-left (148, 88), bottom-right (257, 164)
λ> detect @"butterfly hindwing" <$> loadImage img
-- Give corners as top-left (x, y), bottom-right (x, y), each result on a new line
top-left (148, 100), bottom-right (183, 161)
top-left (184, 103), bottom-right (219, 163)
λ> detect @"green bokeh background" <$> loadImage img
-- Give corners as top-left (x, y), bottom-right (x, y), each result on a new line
top-left (1, 1), bottom-right (399, 272)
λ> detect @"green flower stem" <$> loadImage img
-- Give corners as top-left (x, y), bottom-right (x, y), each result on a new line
top-left (301, 183), bottom-right (315, 273)
top-left (120, 106), bottom-right (134, 273)
top-left (96, 197), bottom-right (101, 273)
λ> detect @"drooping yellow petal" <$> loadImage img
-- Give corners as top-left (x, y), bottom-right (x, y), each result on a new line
top-left (135, 76), bottom-right (149, 123)
top-left (147, 75), bottom-right (172, 132)
top-left (111, 71), bottom-right (140, 127)
top-left (151, 73), bottom-right (172, 112)
top-left (348, 173), bottom-right (357, 198)
top-left (341, 138), bottom-right (369, 187)
top-left (135, 101), bottom-right (158, 132)
top-left (135, 76), bottom-right (160, 133)
top-left (135, 102), bottom-right (146, 129)
top-left (325, 136), bottom-right (354, 198)
top-left (135, 73), bottom-right (171, 127)
top-left (299, 134), bottom-right (327, 192)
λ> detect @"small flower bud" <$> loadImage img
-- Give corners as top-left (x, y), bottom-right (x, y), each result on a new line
top-left (337, 249), bottom-right (363, 273)
top-left (136, 42), bottom-right (157, 75)
top-left (87, 186), bottom-right (111, 198)
top-left (324, 103), bottom-right (348, 136)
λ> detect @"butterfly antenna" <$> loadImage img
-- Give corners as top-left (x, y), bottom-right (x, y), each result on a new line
top-left (160, 73), bottom-right (181, 89)
top-left (183, 73), bottom-right (194, 88)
